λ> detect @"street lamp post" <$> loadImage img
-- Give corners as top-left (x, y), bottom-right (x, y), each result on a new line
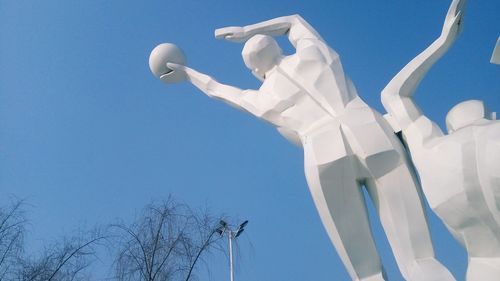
top-left (216, 220), bottom-right (248, 281)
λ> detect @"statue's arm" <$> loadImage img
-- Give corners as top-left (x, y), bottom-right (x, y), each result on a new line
top-left (167, 63), bottom-right (260, 114)
top-left (381, 0), bottom-right (466, 132)
top-left (215, 14), bottom-right (323, 48)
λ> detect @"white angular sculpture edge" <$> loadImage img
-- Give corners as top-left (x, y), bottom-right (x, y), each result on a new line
top-left (491, 37), bottom-right (500, 64)
top-left (381, 0), bottom-right (500, 280)
top-left (150, 13), bottom-right (456, 281)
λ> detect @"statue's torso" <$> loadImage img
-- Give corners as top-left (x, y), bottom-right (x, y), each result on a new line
top-left (246, 42), bottom-right (400, 167)
top-left (411, 121), bottom-right (500, 256)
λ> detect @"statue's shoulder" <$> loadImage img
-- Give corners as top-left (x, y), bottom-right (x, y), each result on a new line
top-left (295, 38), bottom-right (340, 66)
top-left (260, 65), bottom-right (302, 96)
top-left (476, 120), bottom-right (500, 140)
top-left (404, 116), bottom-right (444, 150)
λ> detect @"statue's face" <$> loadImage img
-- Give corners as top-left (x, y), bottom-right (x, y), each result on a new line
top-left (242, 35), bottom-right (282, 81)
top-left (445, 100), bottom-right (495, 133)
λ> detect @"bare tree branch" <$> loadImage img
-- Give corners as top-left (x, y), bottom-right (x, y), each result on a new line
top-left (47, 236), bottom-right (105, 281)
top-left (0, 199), bottom-right (25, 280)
top-left (18, 229), bottom-right (105, 281)
top-left (111, 197), bottom-right (225, 281)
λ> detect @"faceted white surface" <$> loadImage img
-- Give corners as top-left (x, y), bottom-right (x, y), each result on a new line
top-left (382, 1), bottom-right (500, 280)
top-left (151, 14), bottom-right (455, 281)
top-left (491, 37), bottom-right (500, 65)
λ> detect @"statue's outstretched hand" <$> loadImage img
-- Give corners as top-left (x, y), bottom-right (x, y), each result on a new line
top-left (166, 62), bottom-right (190, 77)
top-left (442, 0), bottom-right (466, 40)
top-left (166, 62), bottom-right (184, 71)
top-left (167, 62), bottom-right (214, 91)
top-left (215, 26), bottom-right (250, 43)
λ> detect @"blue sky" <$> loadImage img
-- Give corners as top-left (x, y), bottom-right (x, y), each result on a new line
top-left (1, 0), bottom-right (499, 280)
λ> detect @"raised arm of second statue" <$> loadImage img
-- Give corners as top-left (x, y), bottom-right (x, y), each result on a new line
top-left (381, 0), bottom-right (466, 131)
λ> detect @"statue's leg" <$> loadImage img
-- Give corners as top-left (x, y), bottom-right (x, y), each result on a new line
top-left (364, 157), bottom-right (456, 281)
top-left (303, 152), bottom-right (386, 281)
top-left (467, 257), bottom-right (500, 281)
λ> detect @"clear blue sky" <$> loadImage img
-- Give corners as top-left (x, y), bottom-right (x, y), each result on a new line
top-left (1, 0), bottom-right (499, 280)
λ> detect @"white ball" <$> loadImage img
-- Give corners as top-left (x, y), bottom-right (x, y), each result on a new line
top-left (149, 43), bottom-right (187, 84)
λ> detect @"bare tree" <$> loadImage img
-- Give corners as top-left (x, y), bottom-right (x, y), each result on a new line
top-left (0, 199), bottom-right (26, 280)
top-left (0, 199), bottom-right (105, 281)
top-left (1, 197), bottom-right (227, 281)
top-left (15, 231), bottom-right (105, 281)
top-left (111, 198), bottom-right (225, 281)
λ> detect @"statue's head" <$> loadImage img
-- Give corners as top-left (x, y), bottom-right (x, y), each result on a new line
top-left (445, 100), bottom-right (496, 133)
top-left (242, 35), bottom-right (283, 81)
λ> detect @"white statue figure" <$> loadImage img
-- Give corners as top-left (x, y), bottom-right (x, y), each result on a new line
top-left (150, 15), bottom-right (456, 281)
top-left (492, 37), bottom-right (500, 64)
top-left (381, 0), bottom-right (500, 280)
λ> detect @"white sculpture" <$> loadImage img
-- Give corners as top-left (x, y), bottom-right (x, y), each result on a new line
top-left (381, 0), bottom-right (500, 280)
top-left (492, 37), bottom-right (500, 64)
top-left (150, 15), bottom-right (456, 281)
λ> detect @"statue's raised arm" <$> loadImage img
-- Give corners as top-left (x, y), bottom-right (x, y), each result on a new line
top-left (381, 0), bottom-right (466, 132)
top-left (215, 14), bottom-right (323, 47)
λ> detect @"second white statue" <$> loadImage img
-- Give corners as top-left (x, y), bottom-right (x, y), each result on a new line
top-left (382, 0), bottom-right (500, 280)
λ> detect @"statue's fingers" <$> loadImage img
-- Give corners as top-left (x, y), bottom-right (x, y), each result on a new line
top-left (215, 32), bottom-right (232, 40)
top-left (215, 26), bottom-right (241, 39)
top-left (446, 0), bottom-right (461, 20)
top-left (166, 62), bottom-right (184, 71)
top-left (454, 11), bottom-right (465, 33)
top-left (456, 0), bottom-right (467, 20)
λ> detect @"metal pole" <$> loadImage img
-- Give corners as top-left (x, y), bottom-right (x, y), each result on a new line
top-left (229, 231), bottom-right (234, 281)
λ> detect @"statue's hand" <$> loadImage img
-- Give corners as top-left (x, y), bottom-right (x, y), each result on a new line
top-left (166, 63), bottom-right (209, 86)
top-left (166, 62), bottom-right (186, 74)
top-left (442, 0), bottom-right (466, 38)
top-left (215, 26), bottom-right (250, 43)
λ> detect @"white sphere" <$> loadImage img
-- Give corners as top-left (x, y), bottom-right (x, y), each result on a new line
top-left (149, 43), bottom-right (187, 84)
